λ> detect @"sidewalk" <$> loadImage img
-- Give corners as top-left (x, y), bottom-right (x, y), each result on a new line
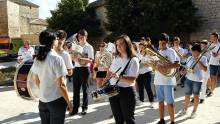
top-left (0, 82), bottom-right (220, 124)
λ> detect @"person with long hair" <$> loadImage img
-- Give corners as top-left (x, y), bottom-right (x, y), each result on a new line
top-left (106, 35), bottom-right (139, 124)
top-left (31, 29), bottom-right (73, 124)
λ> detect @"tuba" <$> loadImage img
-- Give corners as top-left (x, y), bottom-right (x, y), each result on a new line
top-left (66, 33), bottom-right (88, 66)
top-left (144, 44), bottom-right (179, 77)
top-left (93, 51), bottom-right (113, 79)
top-left (94, 51), bottom-right (112, 69)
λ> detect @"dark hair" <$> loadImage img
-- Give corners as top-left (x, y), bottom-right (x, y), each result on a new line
top-left (57, 30), bottom-right (67, 40)
top-left (36, 29), bottom-right (57, 61)
top-left (115, 35), bottom-right (136, 58)
top-left (200, 40), bottom-right (208, 45)
top-left (132, 42), bottom-right (138, 52)
top-left (191, 44), bottom-right (202, 52)
top-left (173, 36), bottom-right (180, 42)
top-left (78, 29), bottom-right (88, 36)
top-left (210, 32), bottom-right (219, 39)
top-left (99, 41), bottom-right (106, 47)
top-left (159, 33), bottom-right (169, 42)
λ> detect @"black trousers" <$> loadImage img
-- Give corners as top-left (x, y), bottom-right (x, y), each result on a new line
top-left (72, 67), bottom-right (90, 111)
top-left (109, 87), bottom-right (136, 124)
top-left (136, 71), bottom-right (154, 102)
top-left (39, 97), bottom-right (67, 124)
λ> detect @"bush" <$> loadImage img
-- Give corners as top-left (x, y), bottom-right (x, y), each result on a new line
top-left (0, 66), bottom-right (16, 82)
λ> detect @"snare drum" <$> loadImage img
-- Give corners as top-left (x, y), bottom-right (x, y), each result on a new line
top-left (14, 60), bottom-right (39, 100)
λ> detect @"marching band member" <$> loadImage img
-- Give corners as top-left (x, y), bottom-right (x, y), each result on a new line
top-left (31, 29), bottom-right (73, 124)
top-left (179, 44), bottom-right (208, 118)
top-left (199, 40), bottom-right (211, 103)
top-left (207, 32), bottom-right (220, 96)
top-left (136, 42), bottom-right (154, 107)
top-left (155, 33), bottom-right (179, 124)
top-left (56, 30), bottom-right (73, 76)
top-left (17, 40), bottom-right (34, 64)
top-left (94, 41), bottom-right (112, 88)
top-left (70, 29), bottom-right (94, 116)
top-left (172, 36), bottom-right (188, 87)
top-left (107, 35), bottom-right (139, 124)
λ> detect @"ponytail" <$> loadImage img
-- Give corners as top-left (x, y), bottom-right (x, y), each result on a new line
top-left (36, 29), bottom-right (57, 61)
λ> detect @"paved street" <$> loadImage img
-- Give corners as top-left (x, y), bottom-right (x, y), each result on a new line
top-left (0, 81), bottom-right (220, 124)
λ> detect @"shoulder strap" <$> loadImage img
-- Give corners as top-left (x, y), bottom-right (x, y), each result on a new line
top-left (115, 57), bottom-right (133, 85)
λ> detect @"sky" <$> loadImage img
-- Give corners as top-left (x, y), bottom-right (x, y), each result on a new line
top-left (29, 0), bottom-right (96, 19)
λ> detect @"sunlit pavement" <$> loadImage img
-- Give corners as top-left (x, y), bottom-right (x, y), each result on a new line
top-left (0, 81), bottom-right (220, 124)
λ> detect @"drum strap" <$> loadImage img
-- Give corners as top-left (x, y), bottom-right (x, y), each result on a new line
top-left (115, 57), bottom-right (133, 86)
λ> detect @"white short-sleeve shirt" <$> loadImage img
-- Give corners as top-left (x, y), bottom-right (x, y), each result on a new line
top-left (186, 56), bottom-right (208, 82)
top-left (154, 48), bottom-right (178, 85)
top-left (109, 56), bottom-right (139, 87)
top-left (172, 47), bottom-right (188, 63)
top-left (75, 42), bottom-right (94, 67)
top-left (58, 50), bottom-right (73, 69)
top-left (17, 46), bottom-right (35, 62)
top-left (209, 42), bottom-right (220, 65)
top-left (137, 53), bottom-right (153, 74)
top-left (31, 49), bottom-right (67, 102)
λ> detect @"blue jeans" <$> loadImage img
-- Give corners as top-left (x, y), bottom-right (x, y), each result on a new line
top-left (184, 78), bottom-right (202, 96)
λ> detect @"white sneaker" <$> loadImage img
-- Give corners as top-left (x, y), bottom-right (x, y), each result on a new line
top-left (149, 102), bottom-right (154, 108)
top-left (190, 111), bottom-right (197, 119)
top-left (136, 100), bottom-right (144, 106)
top-left (179, 109), bottom-right (187, 116)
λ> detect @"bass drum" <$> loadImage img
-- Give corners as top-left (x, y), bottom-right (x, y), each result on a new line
top-left (14, 61), bottom-right (39, 100)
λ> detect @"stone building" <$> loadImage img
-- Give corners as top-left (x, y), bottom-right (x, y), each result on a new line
top-left (0, 0), bottom-right (48, 44)
top-left (90, 0), bottom-right (220, 42)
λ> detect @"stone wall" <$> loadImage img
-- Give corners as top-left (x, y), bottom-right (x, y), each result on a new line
top-left (7, 0), bottom-right (20, 38)
top-left (191, 0), bottom-right (220, 41)
top-left (30, 24), bottom-right (46, 34)
top-left (19, 5), bottom-right (39, 35)
top-left (0, 0), bottom-right (8, 37)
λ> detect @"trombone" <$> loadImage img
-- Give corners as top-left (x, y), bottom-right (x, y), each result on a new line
top-left (177, 42), bottom-right (215, 81)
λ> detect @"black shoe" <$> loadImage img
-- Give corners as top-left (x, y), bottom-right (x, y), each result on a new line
top-left (180, 84), bottom-right (184, 88)
top-left (81, 109), bottom-right (87, 115)
top-left (69, 110), bottom-right (78, 116)
top-left (170, 122), bottom-right (175, 124)
top-left (157, 119), bottom-right (166, 124)
top-left (108, 114), bottom-right (113, 119)
top-left (206, 91), bottom-right (213, 97)
top-left (174, 88), bottom-right (176, 91)
top-left (199, 99), bottom-right (204, 104)
top-left (191, 98), bottom-right (194, 103)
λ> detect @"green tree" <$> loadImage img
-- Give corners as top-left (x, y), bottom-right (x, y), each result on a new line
top-left (47, 0), bottom-right (104, 37)
top-left (105, 0), bottom-right (201, 39)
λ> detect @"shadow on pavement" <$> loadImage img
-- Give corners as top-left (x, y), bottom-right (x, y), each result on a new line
top-left (0, 112), bottom-right (39, 124)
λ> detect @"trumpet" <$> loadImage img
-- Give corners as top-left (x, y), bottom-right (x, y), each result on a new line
top-left (144, 44), bottom-right (179, 77)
